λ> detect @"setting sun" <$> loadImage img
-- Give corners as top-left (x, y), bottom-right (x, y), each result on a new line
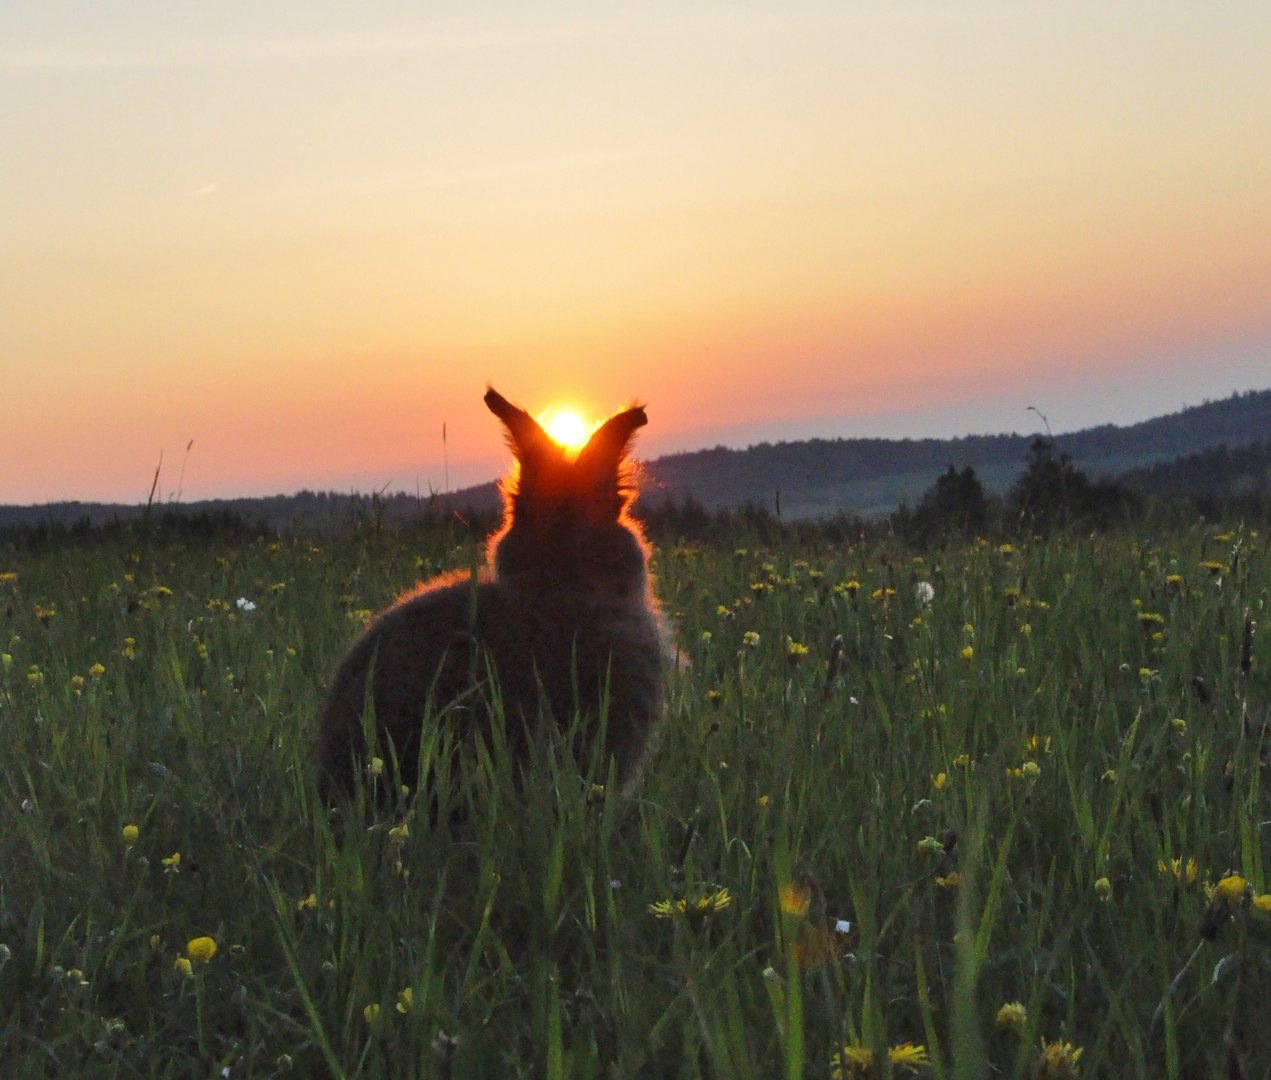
top-left (544, 411), bottom-right (589, 451)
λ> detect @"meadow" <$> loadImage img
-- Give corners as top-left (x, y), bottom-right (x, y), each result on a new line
top-left (0, 511), bottom-right (1268, 1078)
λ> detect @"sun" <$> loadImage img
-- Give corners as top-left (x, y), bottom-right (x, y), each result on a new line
top-left (544, 410), bottom-right (588, 451)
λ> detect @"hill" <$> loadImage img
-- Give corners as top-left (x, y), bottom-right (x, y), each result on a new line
top-left (2, 388), bottom-right (1268, 529)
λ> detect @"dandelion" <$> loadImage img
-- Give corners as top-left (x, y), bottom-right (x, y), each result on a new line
top-left (70, 674), bottom-right (84, 692)
top-left (932, 772), bottom-right (947, 790)
top-left (162, 852), bottom-right (181, 874)
top-left (27, 665), bottom-right (43, 687)
top-left (89, 663), bottom-right (105, 678)
top-left (999, 544), bottom-right (1014, 554)
top-left (1166, 574), bottom-right (1183, 590)
top-left (0, 572), bottom-right (15, 582)
top-left (1034, 1041), bottom-right (1083, 1079)
top-left (1004, 586), bottom-right (1020, 604)
top-left (1252, 894), bottom-right (1271, 915)
top-left (1138, 611), bottom-right (1164, 627)
top-left (936, 872), bottom-right (961, 888)
top-left (831, 1043), bottom-right (930, 1078)
top-left (700, 630), bottom-right (712, 644)
top-left (757, 794), bottom-right (770, 807)
top-left (1021, 761), bottom-right (1040, 780)
top-left (396, 987), bottom-right (413, 1013)
top-left (187, 937), bottom-right (216, 964)
top-left (648, 889), bottom-right (731, 930)
top-left (1201, 560), bottom-right (1225, 575)
top-left (387, 820), bottom-right (409, 844)
top-left (297, 893), bottom-right (317, 911)
top-left (742, 631), bottom-right (760, 648)
top-left (706, 689), bottom-right (724, 707)
top-left (997, 1001), bottom-right (1028, 1027)
top-left (952, 753), bottom-right (970, 768)
top-left (369, 757), bottom-right (384, 776)
top-left (1094, 877), bottom-right (1112, 902)
top-left (1212, 874), bottom-right (1248, 904)
top-left (915, 581), bottom-right (935, 604)
top-left (843, 580), bottom-right (860, 598)
top-left (1171, 718), bottom-right (1186, 735)
top-left (122, 824), bottom-right (139, 847)
top-left (786, 639), bottom-right (808, 664)
top-left (1020, 623), bottom-right (1032, 636)
top-left (363, 1003), bottom-right (382, 1024)
top-left (174, 957), bottom-right (193, 978)
top-left (960, 645), bottom-right (974, 661)
top-left (236, 598), bottom-right (257, 612)
top-left (122, 637), bottom-right (136, 660)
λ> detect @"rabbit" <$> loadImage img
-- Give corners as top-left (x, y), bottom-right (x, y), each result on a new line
top-left (316, 386), bottom-right (666, 802)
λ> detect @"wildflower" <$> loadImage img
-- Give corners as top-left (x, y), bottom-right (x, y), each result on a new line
top-left (65, 968), bottom-right (88, 986)
top-left (960, 645), bottom-right (974, 661)
top-left (369, 757), bottom-right (384, 777)
top-left (918, 836), bottom-right (946, 856)
top-left (750, 582), bottom-right (768, 596)
top-left (1034, 1041), bottom-right (1083, 1079)
top-left (152, 585), bottom-right (173, 597)
top-left (34, 603), bottom-right (56, 622)
top-left (1004, 586), bottom-right (1020, 604)
top-left (997, 1001), bottom-right (1028, 1027)
top-left (396, 987), bottom-right (413, 1013)
top-left (834, 919), bottom-right (852, 934)
top-left (716, 605), bottom-right (734, 619)
top-left (757, 794), bottom-right (770, 807)
top-left (1100, 769), bottom-right (1116, 783)
top-left (89, 663), bottom-right (105, 678)
top-left (779, 883), bottom-right (811, 917)
top-left (742, 631), bottom-right (760, 648)
top-left (1021, 761), bottom-right (1040, 780)
top-left (1, 653), bottom-right (10, 668)
top-left (1166, 574), bottom-right (1183, 590)
top-left (648, 889), bottom-right (732, 930)
top-left (174, 957), bottom-right (193, 978)
top-left (150, 934), bottom-right (161, 951)
top-left (999, 543), bottom-right (1014, 554)
top-left (297, 893), bottom-right (317, 911)
top-left (1252, 894), bottom-right (1271, 915)
top-left (122, 637), bottom-right (135, 660)
top-left (1094, 877), bottom-right (1112, 902)
top-left (122, 824), bottom-right (139, 847)
top-left (1171, 717), bottom-right (1186, 735)
top-left (700, 630), bottom-right (712, 644)
top-left (0, 572), bottom-right (15, 582)
top-left (1201, 560), bottom-right (1225, 575)
top-left (236, 598), bottom-right (257, 612)
top-left (786, 639), bottom-right (808, 664)
top-left (187, 937), bottom-right (216, 964)
top-left (936, 872), bottom-right (961, 888)
top-left (387, 820), bottom-right (409, 844)
top-left (1139, 611), bottom-right (1164, 627)
top-left (843, 580), bottom-right (860, 597)
top-left (1212, 874), bottom-right (1248, 904)
top-left (831, 1043), bottom-right (929, 1078)
top-left (952, 754), bottom-right (970, 768)
top-left (706, 689), bottom-right (724, 707)
top-left (932, 772), bottom-right (947, 790)
top-left (27, 665), bottom-right (43, 687)
top-left (1020, 623), bottom-right (1032, 636)
top-left (70, 674), bottom-right (84, 692)
top-left (162, 852), bottom-right (181, 874)
top-left (915, 581), bottom-right (935, 604)
top-left (363, 1003), bottom-right (382, 1024)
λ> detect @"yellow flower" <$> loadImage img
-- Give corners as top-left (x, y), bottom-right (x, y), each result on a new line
top-left (960, 645), bottom-right (974, 661)
top-left (757, 794), bottom-right (770, 807)
top-left (1171, 718), bottom-right (1186, 735)
top-left (997, 1001), bottom-right (1027, 1027)
top-left (1251, 894), bottom-right (1271, 915)
top-left (363, 1003), bottom-right (382, 1024)
top-left (1034, 1041), bottom-right (1083, 1079)
top-left (742, 631), bottom-right (760, 648)
top-left (369, 757), bottom-right (385, 776)
top-left (396, 987), bottom-right (413, 1013)
top-left (999, 544), bottom-right (1014, 554)
top-left (1166, 574), bottom-right (1183, 589)
top-left (936, 872), bottom-right (961, 888)
top-left (1094, 877), bottom-right (1112, 902)
top-left (0, 572), bottom-right (16, 582)
top-left (1021, 761), bottom-right (1040, 780)
top-left (187, 937), bottom-right (216, 964)
top-left (831, 1043), bottom-right (930, 1078)
top-left (89, 663), bottom-right (105, 678)
top-left (27, 665), bottom-right (44, 686)
top-left (387, 820), bottom-right (409, 844)
top-left (1020, 623), bottom-right (1031, 636)
top-left (297, 893), bottom-right (317, 911)
top-left (0, 653), bottom-right (10, 667)
top-left (918, 836), bottom-right (946, 856)
top-left (149, 934), bottom-right (161, 951)
top-left (122, 824), bottom-right (139, 847)
top-left (70, 674), bottom-right (84, 692)
top-left (162, 852), bottom-right (181, 874)
top-left (786, 639), bottom-right (809, 663)
top-left (1213, 875), bottom-right (1248, 903)
top-left (952, 754), bottom-right (970, 768)
top-left (931, 772), bottom-right (947, 790)
top-left (648, 889), bottom-right (732, 927)
top-left (779, 883), bottom-right (811, 917)
top-left (174, 957), bottom-right (193, 978)
top-left (1100, 769), bottom-right (1116, 783)
top-left (122, 637), bottom-right (136, 660)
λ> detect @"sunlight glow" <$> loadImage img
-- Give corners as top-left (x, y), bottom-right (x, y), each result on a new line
top-left (544, 410), bottom-right (588, 450)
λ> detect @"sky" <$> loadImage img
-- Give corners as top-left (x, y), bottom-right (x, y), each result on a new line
top-left (2, 1), bottom-right (1270, 504)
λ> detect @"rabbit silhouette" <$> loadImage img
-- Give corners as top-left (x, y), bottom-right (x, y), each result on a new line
top-left (316, 386), bottom-right (665, 801)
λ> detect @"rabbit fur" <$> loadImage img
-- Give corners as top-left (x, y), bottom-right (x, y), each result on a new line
top-left (316, 386), bottom-right (665, 801)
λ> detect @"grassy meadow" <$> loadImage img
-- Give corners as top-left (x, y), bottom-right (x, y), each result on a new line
top-left (0, 512), bottom-right (1269, 1078)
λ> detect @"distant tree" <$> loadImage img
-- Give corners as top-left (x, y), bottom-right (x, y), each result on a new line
top-left (1010, 437), bottom-right (1139, 532)
top-left (894, 464), bottom-right (992, 546)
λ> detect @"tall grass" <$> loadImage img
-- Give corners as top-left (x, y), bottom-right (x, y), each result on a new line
top-left (0, 518), bottom-right (1268, 1076)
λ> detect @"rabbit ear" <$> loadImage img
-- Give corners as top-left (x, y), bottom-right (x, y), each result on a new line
top-left (575, 405), bottom-right (647, 486)
top-left (484, 386), bottom-right (553, 463)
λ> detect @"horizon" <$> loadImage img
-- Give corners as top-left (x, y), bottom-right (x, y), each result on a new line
top-left (4, 3), bottom-right (1270, 504)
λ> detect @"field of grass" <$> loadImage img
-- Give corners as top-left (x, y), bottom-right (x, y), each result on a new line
top-left (1, 514), bottom-right (1268, 1078)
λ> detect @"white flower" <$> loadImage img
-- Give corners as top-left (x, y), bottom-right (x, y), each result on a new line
top-left (834, 919), bottom-right (852, 934)
top-left (236, 598), bottom-right (257, 612)
top-left (915, 581), bottom-right (935, 605)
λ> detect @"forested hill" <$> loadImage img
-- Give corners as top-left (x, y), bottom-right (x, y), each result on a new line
top-left (2, 389), bottom-right (1268, 530)
top-left (638, 388), bottom-right (1271, 518)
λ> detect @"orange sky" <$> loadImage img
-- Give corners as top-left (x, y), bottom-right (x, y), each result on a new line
top-left (2, 3), bottom-right (1270, 503)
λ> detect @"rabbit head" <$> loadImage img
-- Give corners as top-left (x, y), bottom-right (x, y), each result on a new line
top-left (483, 386), bottom-right (650, 593)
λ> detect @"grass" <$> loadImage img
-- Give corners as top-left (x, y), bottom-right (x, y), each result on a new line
top-left (0, 516), bottom-right (1268, 1077)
